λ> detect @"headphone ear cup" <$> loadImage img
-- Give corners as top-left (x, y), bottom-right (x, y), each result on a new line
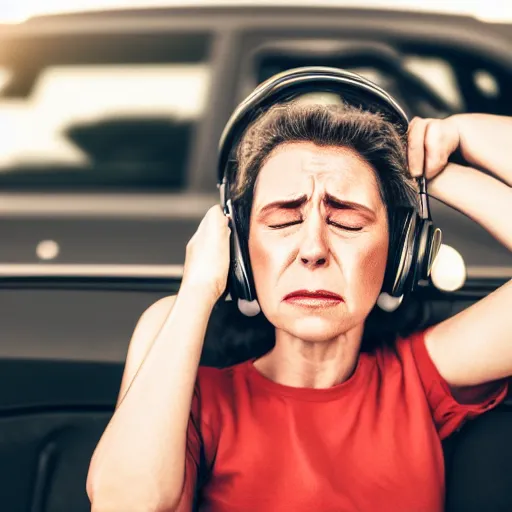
top-left (382, 207), bottom-right (417, 297)
top-left (225, 200), bottom-right (256, 302)
top-left (413, 220), bottom-right (443, 283)
top-left (428, 227), bottom-right (442, 275)
top-left (413, 220), bottom-right (432, 284)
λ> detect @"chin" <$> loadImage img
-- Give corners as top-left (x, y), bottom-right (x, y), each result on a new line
top-left (281, 315), bottom-right (350, 344)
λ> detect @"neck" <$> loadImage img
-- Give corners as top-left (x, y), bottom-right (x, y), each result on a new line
top-left (253, 324), bottom-right (364, 389)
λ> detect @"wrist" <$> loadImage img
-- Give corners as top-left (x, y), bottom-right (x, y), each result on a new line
top-left (178, 280), bottom-right (222, 309)
top-left (447, 114), bottom-right (473, 162)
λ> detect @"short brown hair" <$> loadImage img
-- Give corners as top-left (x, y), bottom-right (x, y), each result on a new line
top-left (230, 100), bottom-right (418, 237)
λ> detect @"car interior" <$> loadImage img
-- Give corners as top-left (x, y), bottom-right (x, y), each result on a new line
top-left (0, 5), bottom-right (511, 511)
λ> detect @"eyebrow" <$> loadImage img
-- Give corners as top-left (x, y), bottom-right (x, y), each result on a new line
top-left (258, 193), bottom-right (376, 219)
top-left (324, 193), bottom-right (376, 219)
top-left (258, 195), bottom-right (308, 214)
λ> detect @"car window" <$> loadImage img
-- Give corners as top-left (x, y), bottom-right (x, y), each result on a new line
top-left (253, 42), bottom-right (512, 119)
top-left (0, 34), bottom-right (212, 191)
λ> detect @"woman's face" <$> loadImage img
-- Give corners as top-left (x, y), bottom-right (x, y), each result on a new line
top-left (248, 141), bottom-right (389, 343)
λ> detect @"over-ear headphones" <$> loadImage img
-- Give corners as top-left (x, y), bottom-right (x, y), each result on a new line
top-left (217, 66), bottom-right (442, 315)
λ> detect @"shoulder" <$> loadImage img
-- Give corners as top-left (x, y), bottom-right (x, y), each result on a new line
top-left (193, 360), bottom-right (251, 432)
top-left (130, 295), bottom-right (177, 344)
top-left (196, 360), bottom-right (249, 394)
top-left (128, 295), bottom-right (178, 358)
top-left (196, 360), bottom-right (251, 402)
top-left (372, 328), bottom-right (434, 381)
top-left (118, 294), bottom-right (178, 404)
top-left (373, 327), bottom-right (426, 359)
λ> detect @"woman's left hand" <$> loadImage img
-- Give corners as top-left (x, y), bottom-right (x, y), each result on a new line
top-left (407, 116), bottom-right (461, 181)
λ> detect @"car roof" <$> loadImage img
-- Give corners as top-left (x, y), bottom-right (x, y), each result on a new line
top-left (2, 0), bottom-right (512, 24)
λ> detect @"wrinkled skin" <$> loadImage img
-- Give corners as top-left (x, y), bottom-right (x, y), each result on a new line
top-left (248, 142), bottom-right (389, 387)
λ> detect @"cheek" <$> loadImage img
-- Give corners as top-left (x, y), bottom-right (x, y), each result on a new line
top-left (248, 225), bottom-right (389, 310)
top-left (344, 235), bottom-right (389, 302)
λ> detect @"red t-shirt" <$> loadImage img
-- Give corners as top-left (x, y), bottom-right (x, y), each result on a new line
top-left (177, 328), bottom-right (508, 512)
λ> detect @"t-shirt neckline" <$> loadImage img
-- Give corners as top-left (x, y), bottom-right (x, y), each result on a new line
top-left (242, 352), bottom-right (371, 402)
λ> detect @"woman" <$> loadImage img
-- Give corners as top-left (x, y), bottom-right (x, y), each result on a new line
top-left (86, 78), bottom-right (512, 512)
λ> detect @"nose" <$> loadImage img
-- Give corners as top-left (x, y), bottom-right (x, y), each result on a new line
top-left (297, 211), bottom-right (329, 269)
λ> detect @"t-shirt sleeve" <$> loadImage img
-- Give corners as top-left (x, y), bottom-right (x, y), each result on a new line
top-left (174, 380), bottom-right (202, 512)
top-left (408, 327), bottom-right (509, 440)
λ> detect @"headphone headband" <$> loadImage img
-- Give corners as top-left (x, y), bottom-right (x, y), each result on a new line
top-left (217, 66), bottom-right (410, 186)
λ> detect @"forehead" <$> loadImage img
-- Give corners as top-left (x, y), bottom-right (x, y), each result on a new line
top-left (253, 142), bottom-right (382, 204)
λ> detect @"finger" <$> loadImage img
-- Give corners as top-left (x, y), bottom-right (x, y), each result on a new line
top-left (424, 119), bottom-right (459, 179)
top-left (407, 117), bottom-right (430, 178)
top-left (206, 204), bottom-right (224, 219)
top-left (191, 206), bottom-right (217, 240)
top-left (213, 204), bottom-right (231, 224)
top-left (423, 120), bottom-right (445, 178)
top-left (209, 208), bottom-right (232, 239)
top-left (202, 204), bottom-right (228, 230)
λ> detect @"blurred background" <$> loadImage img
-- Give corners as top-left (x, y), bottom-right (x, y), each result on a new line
top-left (0, 3), bottom-right (511, 512)
top-left (0, 0), bottom-right (511, 280)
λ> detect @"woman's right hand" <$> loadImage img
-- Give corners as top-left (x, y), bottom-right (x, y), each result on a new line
top-left (181, 204), bottom-right (232, 303)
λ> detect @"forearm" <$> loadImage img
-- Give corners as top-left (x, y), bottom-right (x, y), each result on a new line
top-left (88, 284), bottom-right (216, 511)
top-left (451, 113), bottom-right (512, 187)
top-left (428, 162), bottom-right (512, 251)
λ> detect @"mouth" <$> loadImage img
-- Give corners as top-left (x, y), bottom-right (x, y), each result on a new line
top-left (283, 289), bottom-right (344, 307)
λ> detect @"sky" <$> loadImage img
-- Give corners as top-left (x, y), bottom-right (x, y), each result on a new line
top-left (1, 0), bottom-right (512, 24)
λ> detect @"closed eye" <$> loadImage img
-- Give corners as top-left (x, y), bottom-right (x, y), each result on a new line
top-left (269, 220), bottom-right (363, 231)
top-left (269, 220), bottom-right (302, 229)
top-left (327, 220), bottom-right (363, 232)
